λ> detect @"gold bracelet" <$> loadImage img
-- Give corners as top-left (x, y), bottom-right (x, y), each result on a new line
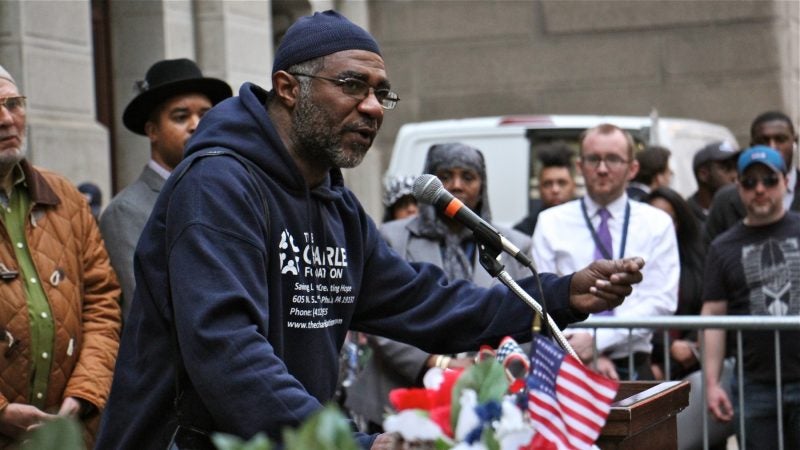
top-left (433, 355), bottom-right (443, 369)
top-left (444, 356), bottom-right (452, 369)
top-left (437, 355), bottom-right (452, 369)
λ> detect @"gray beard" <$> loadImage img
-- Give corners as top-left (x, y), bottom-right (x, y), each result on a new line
top-left (290, 92), bottom-right (368, 170)
top-left (0, 138), bottom-right (27, 177)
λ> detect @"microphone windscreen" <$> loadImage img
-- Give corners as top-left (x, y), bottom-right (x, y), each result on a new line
top-left (412, 174), bottom-right (443, 205)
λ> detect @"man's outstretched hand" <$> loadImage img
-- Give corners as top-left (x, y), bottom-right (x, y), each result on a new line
top-left (569, 257), bottom-right (645, 314)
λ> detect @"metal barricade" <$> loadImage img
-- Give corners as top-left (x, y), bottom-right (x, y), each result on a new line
top-left (570, 316), bottom-right (800, 450)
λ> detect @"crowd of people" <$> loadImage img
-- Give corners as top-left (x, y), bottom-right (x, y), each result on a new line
top-left (0, 8), bottom-right (795, 450)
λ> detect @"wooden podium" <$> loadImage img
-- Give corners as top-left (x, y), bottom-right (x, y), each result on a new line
top-left (597, 380), bottom-right (691, 450)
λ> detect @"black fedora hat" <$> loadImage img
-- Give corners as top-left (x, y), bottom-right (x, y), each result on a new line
top-left (122, 58), bottom-right (232, 135)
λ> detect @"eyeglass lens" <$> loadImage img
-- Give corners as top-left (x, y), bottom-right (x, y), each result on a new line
top-left (0, 97), bottom-right (25, 111)
top-left (584, 155), bottom-right (626, 168)
top-left (340, 79), bottom-right (398, 110)
top-left (290, 73), bottom-right (398, 110)
top-left (741, 174), bottom-right (779, 189)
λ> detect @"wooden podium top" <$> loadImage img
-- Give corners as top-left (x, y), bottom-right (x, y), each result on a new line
top-left (598, 380), bottom-right (691, 450)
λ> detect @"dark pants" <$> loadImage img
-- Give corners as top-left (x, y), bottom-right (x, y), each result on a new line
top-left (612, 352), bottom-right (654, 381)
top-left (731, 373), bottom-right (800, 450)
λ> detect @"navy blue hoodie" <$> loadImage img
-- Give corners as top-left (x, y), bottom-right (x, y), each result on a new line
top-left (96, 83), bottom-right (582, 449)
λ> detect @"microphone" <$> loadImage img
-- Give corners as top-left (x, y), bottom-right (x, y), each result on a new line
top-left (413, 174), bottom-right (533, 269)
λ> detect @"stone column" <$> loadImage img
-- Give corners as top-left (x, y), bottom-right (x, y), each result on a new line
top-left (0, 0), bottom-right (112, 198)
top-left (194, 0), bottom-right (273, 93)
top-left (109, 0), bottom-right (197, 192)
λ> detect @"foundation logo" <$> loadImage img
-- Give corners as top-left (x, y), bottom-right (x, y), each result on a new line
top-left (279, 229), bottom-right (300, 275)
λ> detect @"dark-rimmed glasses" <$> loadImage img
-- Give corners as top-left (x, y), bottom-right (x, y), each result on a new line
top-left (289, 73), bottom-right (399, 110)
top-left (0, 96), bottom-right (26, 112)
top-left (581, 154), bottom-right (628, 169)
top-left (740, 173), bottom-right (780, 190)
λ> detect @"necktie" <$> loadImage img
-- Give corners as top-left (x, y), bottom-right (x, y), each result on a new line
top-left (594, 208), bottom-right (614, 316)
top-left (593, 208), bottom-right (612, 261)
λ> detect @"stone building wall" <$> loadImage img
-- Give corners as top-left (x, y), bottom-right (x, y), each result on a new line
top-left (357, 0), bottom-right (799, 218)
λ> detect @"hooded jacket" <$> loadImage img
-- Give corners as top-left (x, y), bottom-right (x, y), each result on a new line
top-left (97, 83), bottom-right (581, 449)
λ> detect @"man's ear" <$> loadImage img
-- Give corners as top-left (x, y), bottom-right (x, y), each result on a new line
top-left (144, 120), bottom-right (159, 144)
top-left (626, 159), bottom-right (640, 181)
top-left (696, 166), bottom-right (710, 184)
top-left (272, 71), bottom-right (301, 108)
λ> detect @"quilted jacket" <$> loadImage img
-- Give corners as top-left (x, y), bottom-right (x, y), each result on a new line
top-left (0, 160), bottom-right (121, 447)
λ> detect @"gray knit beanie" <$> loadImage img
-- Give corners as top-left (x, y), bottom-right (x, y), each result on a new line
top-left (0, 65), bottom-right (17, 85)
top-left (272, 10), bottom-right (381, 74)
top-left (423, 142), bottom-right (487, 182)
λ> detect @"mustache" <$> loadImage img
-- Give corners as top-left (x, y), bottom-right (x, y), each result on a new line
top-left (342, 119), bottom-right (378, 133)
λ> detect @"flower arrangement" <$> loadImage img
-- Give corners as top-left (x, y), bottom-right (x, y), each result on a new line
top-left (382, 335), bottom-right (619, 450)
top-left (205, 335), bottom-right (617, 450)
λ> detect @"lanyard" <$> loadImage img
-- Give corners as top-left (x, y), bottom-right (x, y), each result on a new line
top-left (580, 198), bottom-right (630, 260)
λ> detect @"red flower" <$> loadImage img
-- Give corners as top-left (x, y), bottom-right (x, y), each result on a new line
top-left (388, 368), bottom-right (464, 438)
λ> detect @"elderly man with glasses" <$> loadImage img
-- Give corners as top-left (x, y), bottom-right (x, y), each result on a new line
top-left (532, 123), bottom-right (679, 381)
top-left (0, 65), bottom-right (121, 448)
top-left (97, 12), bottom-right (645, 450)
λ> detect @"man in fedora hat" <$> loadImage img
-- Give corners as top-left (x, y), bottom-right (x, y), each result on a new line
top-left (97, 11), bottom-right (643, 450)
top-left (99, 58), bottom-right (232, 319)
top-left (0, 65), bottom-right (121, 448)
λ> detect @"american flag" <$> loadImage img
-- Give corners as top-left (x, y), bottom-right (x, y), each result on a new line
top-left (526, 334), bottom-right (619, 450)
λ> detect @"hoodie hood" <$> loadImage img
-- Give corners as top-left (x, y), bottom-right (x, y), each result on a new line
top-left (185, 82), bottom-right (345, 200)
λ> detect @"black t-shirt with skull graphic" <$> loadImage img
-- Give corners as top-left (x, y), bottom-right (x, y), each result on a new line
top-left (703, 211), bottom-right (800, 383)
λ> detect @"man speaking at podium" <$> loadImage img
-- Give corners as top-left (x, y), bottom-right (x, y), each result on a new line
top-left (97, 10), bottom-right (645, 450)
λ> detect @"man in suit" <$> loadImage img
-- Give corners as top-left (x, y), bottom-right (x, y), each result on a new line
top-left (99, 59), bottom-right (231, 319)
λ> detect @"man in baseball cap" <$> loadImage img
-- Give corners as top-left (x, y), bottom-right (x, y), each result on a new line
top-left (706, 111), bottom-right (799, 243)
top-left (687, 140), bottom-right (739, 224)
top-left (99, 58), bottom-right (232, 319)
top-left (702, 144), bottom-right (800, 449)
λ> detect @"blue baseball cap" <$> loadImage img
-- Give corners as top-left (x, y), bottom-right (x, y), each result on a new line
top-left (737, 145), bottom-right (786, 175)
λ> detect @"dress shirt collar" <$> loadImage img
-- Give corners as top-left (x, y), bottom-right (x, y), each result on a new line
top-left (147, 159), bottom-right (172, 180)
top-left (583, 193), bottom-right (629, 220)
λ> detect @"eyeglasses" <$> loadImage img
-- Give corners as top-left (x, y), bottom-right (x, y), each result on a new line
top-left (0, 96), bottom-right (26, 112)
top-left (289, 73), bottom-right (399, 110)
top-left (581, 154), bottom-right (628, 169)
top-left (740, 173), bottom-right (780, 190)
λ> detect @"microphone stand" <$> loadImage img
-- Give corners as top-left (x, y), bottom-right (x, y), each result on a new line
top-left (476, 242), bottom-right (579, 360)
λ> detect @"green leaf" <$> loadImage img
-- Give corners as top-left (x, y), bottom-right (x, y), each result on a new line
top-left (212, 432), bottom-right (272, 450)
top-left (482, 427), bottom-right (500, 450)
top-left (282, 403), bottom-right (359, 450)
top-left (19, 416), bottom-right (83, 450)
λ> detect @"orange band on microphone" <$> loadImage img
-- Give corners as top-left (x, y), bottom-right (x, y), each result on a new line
top-left (444, 198), bottom-right (462, 218)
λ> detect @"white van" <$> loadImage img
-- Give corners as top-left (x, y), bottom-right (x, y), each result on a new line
top-left (386, 114), bottom-right (738, 227)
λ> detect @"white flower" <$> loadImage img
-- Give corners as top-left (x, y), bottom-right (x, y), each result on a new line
top-left (494, 397), bottom-right (527, 435)
top-left (454, 389), bottom-right (480, 441)
top-left (422, 367), bottom-right (445, 389)
top-left (499, 429), bottom-right (534, 450)
top-left (495, 397), bottom-right (534, 450)
top-left (382, 410), bottom-right (444, 442)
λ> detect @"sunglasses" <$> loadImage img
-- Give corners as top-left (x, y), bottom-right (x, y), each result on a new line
top-left (740, 173), bottom-right (780, 190)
